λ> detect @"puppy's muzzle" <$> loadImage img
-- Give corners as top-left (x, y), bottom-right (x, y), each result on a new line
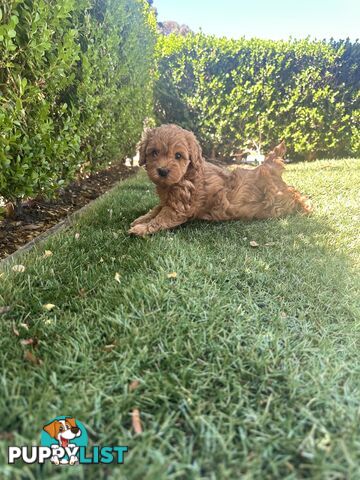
top-left (157, 168), bottom-right (169, 178)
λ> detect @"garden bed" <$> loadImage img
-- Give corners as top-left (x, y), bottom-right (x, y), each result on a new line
top-left (0, 162), bottom-right (137, 259)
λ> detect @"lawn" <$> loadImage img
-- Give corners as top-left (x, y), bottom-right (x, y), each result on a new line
top-left (0, 159), bottom-right (359, 480)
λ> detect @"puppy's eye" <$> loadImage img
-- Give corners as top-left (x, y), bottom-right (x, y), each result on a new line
top-left (175, 152), bottom-right (182, 160)
top-left (151, 150), bottom-right (158, 158)
top-left (59, 426), bottom-right (64, 432)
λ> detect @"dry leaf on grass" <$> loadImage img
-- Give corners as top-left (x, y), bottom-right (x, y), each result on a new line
top-left (0, 306), bottom-right (11, 315)
top-left (249, 241), bottom-right (259, 248)
top-left (264, 242), bottom-right (276, 247)
top-left (43, 303), bottom-right (56, 311)
top-left (24, 350), bottom-right (42, 366)
top-left (167, 272), bottom-right (177, 279)
top-left (43, 250), bottom-right (53, 258)
top-left (0, 431), bottom-right (15, 441)
top-left (20, 338), bottom-right (37, 346)
top-left (131, 408), bottom-right (142, 434)
top-left (75, 232), bottom-right (80, 240)
top-left (104, 344), bottom-right (116, 351)
top-left (12, 264), bottom-right (26, 273)
top-left (20, 323), bottom-right (29, 330)
top-left (114, 272), bottom-right (121, 284)
top-left (13, 325), bottom-right (20, 337)
top-left (129, 380), bottom-right (140, 392)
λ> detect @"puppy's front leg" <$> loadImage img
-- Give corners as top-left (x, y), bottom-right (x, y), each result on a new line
top-left (129, 207), bottom-right (187, 236)
top-left (130, 205), bottom-right (162, 228)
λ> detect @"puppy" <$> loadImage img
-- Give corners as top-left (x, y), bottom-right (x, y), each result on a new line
top-left (129, 124), bottom-right (311, 236)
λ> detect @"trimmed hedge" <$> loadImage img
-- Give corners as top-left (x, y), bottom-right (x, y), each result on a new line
top-left (0, 0), bottom-right (156, 204)
top-left (155, 34), bottom-right (360, 160)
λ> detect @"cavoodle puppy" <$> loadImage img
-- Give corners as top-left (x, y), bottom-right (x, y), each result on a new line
top-left (129, 124), bottom-right (311, 236)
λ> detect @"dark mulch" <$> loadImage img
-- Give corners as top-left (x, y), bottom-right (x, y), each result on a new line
top-left (0, 162), bottom-right (137, 260)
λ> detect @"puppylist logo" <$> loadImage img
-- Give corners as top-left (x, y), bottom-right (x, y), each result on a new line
top-left (8, 416), bottom-right (128, 466)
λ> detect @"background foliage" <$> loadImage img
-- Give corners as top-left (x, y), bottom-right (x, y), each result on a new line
top-left (0, 0), bottom-right (156, 204)
top-left (1, 4), bottom-right (359, 204)
top-left (155, 34), bottom-right (360, 160)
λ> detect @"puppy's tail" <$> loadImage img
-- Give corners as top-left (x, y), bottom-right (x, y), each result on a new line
top-left (262, 141), bottom-right (312, 215)
top-left (263, 140), bottom-right (286, 175)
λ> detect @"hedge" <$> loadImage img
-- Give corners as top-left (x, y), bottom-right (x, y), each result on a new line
top-left (155, 34), bottom-right (360, 160)
top-left (0, 0), bottom-right (156, 205)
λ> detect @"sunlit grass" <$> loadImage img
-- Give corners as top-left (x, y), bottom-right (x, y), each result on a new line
top-left (0, 159), bottom-right (359, 479)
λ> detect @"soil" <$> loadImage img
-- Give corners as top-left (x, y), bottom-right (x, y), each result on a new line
top-left (0, 162), bottom-right (137, 260)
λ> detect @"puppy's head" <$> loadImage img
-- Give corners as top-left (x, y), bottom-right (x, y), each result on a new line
top-left (138, 124), bottom-right (203, 186)
top-left (43, 418), bottom-right (81, 446)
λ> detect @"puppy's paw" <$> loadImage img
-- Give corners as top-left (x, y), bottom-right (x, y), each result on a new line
top-left (128, 223), bottom-right (149, 236)
top-left (130, 217), bottom-right (144, 228)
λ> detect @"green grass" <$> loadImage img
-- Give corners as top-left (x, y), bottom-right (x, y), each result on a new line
top-left (0, 159), bottom-right (359, 480)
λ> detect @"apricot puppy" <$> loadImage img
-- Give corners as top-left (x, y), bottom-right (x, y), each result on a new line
top-left (129, 124), bottom-right (311, 236)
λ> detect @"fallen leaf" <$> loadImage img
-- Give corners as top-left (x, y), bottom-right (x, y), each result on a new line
top-left (264, 242), bottom-right (276, 246)
top-left (131, 408), bottom-right (142, 434)
top-left (249, 241), bottom-right (259, 248)
top-left (20, 323), bottom-right (29, 330)
top-left (167, 272), bottom-right (177, 279)
top-left (4, 203), bottom-right (15, 218)
top-left (75, 232), bottom-right (80, 240)
top-left (24, 224), bottom-right (43, 231)
top-left (24, 350), bottom-right (42, 366)
top-left (114, 272), bottom-right (121, 284)
top-left (43, 303), bottom-right (56, 311)
top-left (100, 257), bottom-right (104, 263)
top-left (104, 344), bottom-right (116, 351)
top-left (129, 380), bottom-right (140, 392)
top-left (13, 324), bottom-right (20, 336)
top-left (12, 264), bottom-right (26, 273)
top-left (20, 338), bottom-right (35, 346)
top-left (0, 306), bottom-right (11, 315)
top-left (43, 250), bottom-right (53, 258)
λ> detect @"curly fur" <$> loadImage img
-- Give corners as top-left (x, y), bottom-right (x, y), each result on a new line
top-left (129, 124), bottom-right (312, 236)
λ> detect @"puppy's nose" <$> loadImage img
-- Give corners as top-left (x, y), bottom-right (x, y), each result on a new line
top-left (157, 167), bottom-right (169, 178)
top-left (71, 427), bottom-right (79, 434)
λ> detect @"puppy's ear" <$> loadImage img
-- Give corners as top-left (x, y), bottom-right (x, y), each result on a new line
top-left (43, 420), bottom-right (60, 439)
top-left (65, 417), bottom-right (77, 428)
top-left (138, 128), bottom-right (154, 166)
top-left (185, 131), bottom-right (203, 172)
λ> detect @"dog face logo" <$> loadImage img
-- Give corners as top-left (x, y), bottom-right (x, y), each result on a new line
top-left (43, 418), bottom-right (81, 449)
top-left (41, 416), bottom-right (88, 465)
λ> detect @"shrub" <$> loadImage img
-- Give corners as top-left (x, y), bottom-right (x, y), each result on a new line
top-left (0, 0), bottom-right (156, 204)
top-left (155, 34), bottom-right (360, 160)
